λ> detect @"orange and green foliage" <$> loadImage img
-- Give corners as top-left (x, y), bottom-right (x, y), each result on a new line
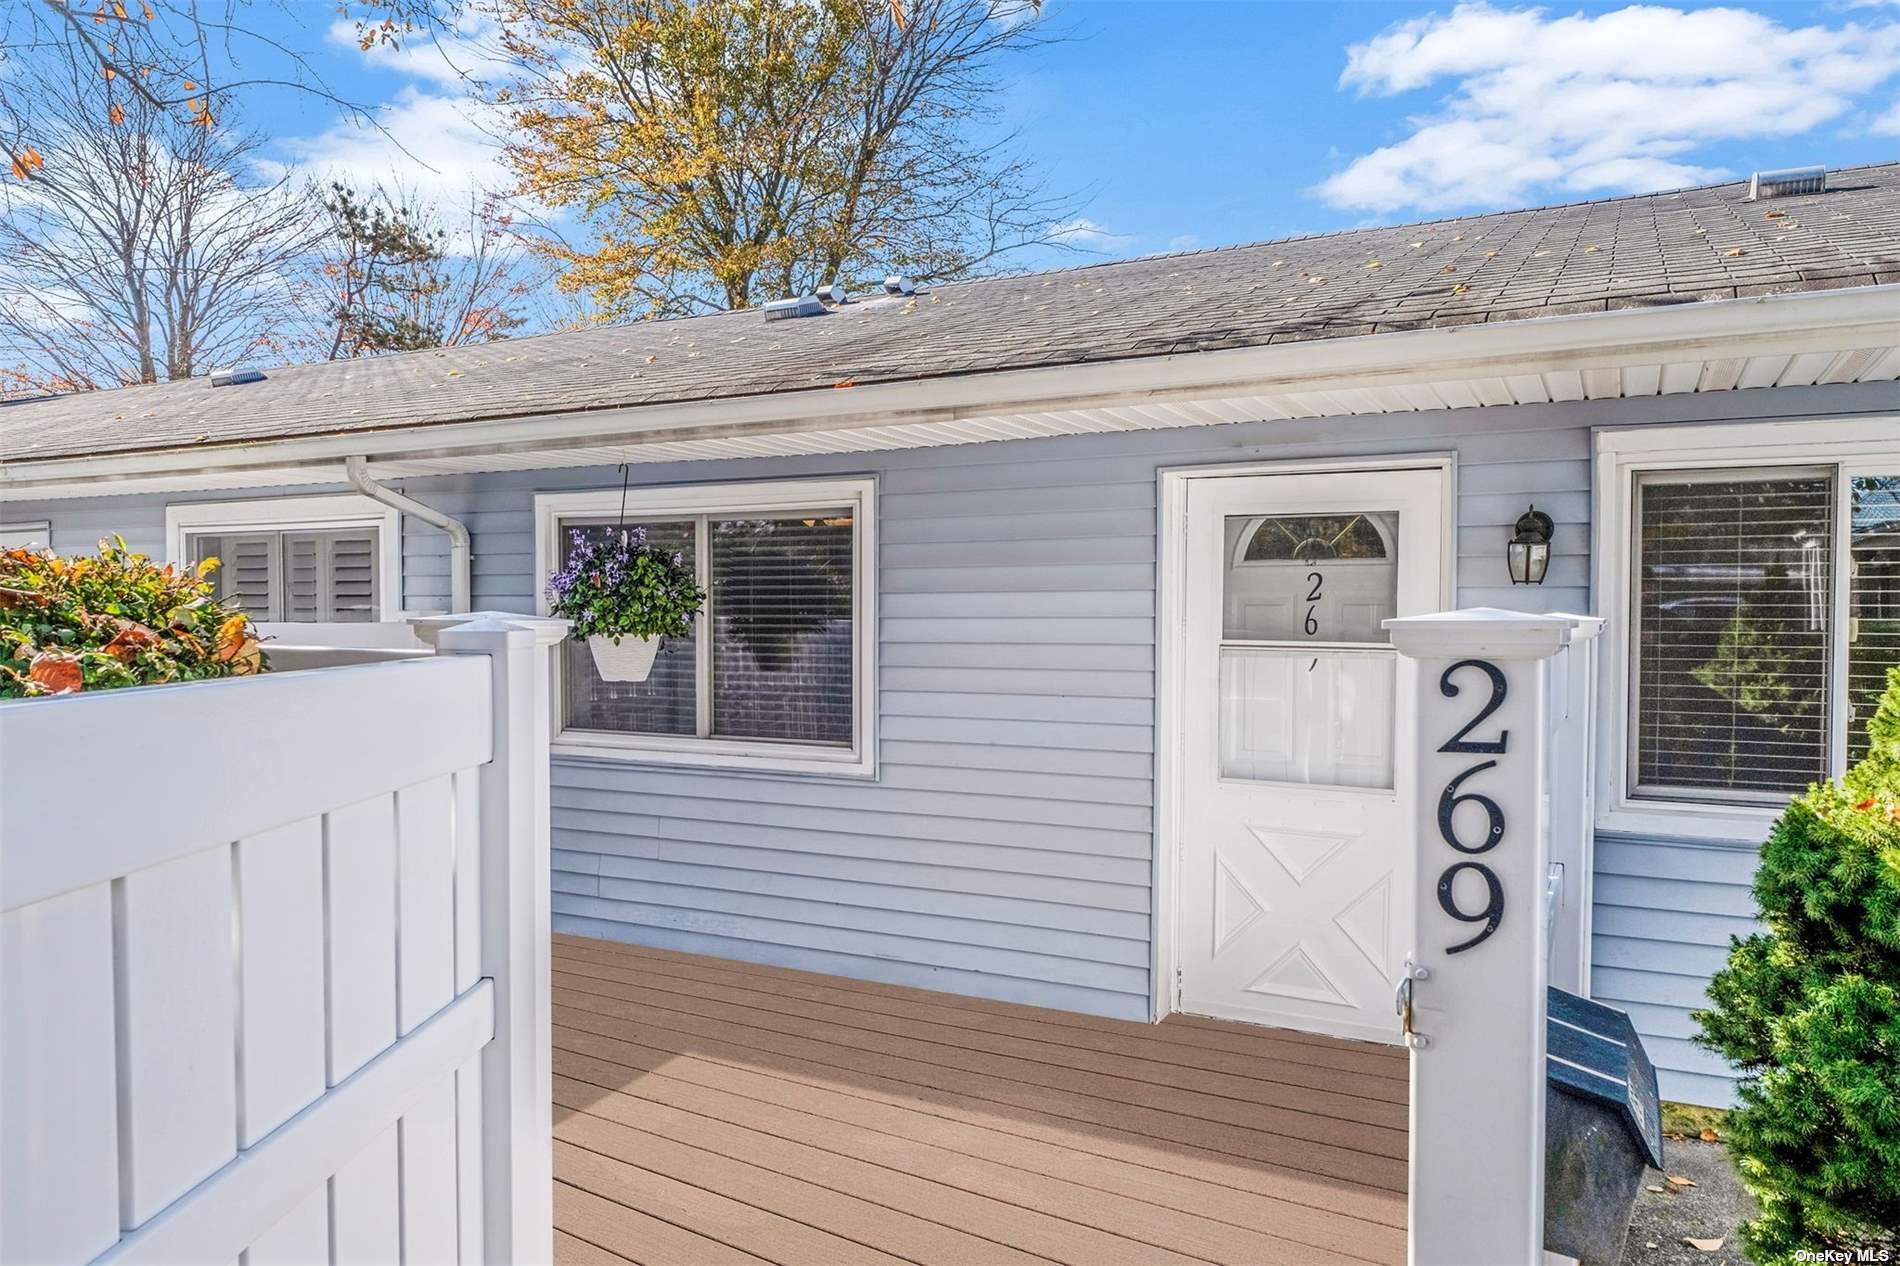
top-left (490, 0), bottom-right (1062, 317)
top-left (0, 537), bottom-right (265, 699)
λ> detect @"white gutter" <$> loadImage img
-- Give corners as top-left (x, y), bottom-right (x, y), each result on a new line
top-left (344, 455), bottom-right (470, 613)
top-left (4, 287), bottom-right (1895, 493)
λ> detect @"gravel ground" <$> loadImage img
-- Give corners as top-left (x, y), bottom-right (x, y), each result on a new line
top-left (1618, 1139), bottom-right (1757, 1266)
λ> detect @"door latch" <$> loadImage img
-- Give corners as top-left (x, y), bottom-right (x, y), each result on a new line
top-left (1394, 958), bottom-right (1431, 1050)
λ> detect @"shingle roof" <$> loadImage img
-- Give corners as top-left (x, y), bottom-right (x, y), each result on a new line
top-left (6, 162), bottom-right (1899, 464)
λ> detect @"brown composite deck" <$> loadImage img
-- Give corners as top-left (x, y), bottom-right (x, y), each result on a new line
top-left (550, 934), bottom-right (1409, 1266)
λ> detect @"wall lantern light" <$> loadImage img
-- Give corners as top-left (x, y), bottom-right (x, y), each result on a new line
top-left (1508, 506), bottom-right (1554, 586)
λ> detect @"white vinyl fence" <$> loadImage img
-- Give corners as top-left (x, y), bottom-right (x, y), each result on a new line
top-left (0, 616), bottom-right (561, 1266)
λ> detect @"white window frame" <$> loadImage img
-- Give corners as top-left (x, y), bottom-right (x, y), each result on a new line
top-left (534, 477), bottom-right (877, 778)
top-left (163, 494), bottom-right (404, 627)
top-left (0, 521), bottom-right (51, 549)
top-left (1593, 417), bottom-right (1900, 840)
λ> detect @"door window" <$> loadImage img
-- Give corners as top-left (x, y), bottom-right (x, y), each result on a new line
top-left (1217, 511), bottom-right (1401, 788)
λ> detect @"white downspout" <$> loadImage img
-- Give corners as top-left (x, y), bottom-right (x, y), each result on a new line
top-left (344, 455), bottom-right (472, 614)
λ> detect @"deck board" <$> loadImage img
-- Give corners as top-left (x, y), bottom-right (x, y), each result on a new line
top-left (552, 935), bottom-right (1408, 1265)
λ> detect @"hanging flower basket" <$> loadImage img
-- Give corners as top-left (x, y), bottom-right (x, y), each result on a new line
top-left (585, 632), bottom-right (663, 683)
top-left (546, 524), bottom-right (704, 685)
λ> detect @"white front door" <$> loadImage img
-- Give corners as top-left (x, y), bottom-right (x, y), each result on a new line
top-left (1174, 466), bottom-right (1448, 1043)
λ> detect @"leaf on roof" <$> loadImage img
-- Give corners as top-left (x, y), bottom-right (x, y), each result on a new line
top-left (1452, 284), bottom-right (1468, 295)
top-left (1584, 245), bottom-right (1600, 253)
top-left (1365, 261), bottom-right (1382, 269)
top-left (834, 379), bottom-right (855, 389)
top-left (1726, 248), bottom-right (1746, 257)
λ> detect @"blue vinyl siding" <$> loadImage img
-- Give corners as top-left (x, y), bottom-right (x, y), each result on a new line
top-left (1591, 834), bottom-right (1763, 1108)
top-left (10, 378), bottom-right (1891, 1101)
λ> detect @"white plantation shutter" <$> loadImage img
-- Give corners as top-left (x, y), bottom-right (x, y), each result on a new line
top-left (321, 531), bottom-right (379, 623)
top-left (187, 527), bottom-right (381, 624)
top-left (1633, 471), bottom-right (1834, 798)
top-left (710, 514), bottom-right (854, 744)
top-left (192, 533), bottom-right (281, 621)
top-left (284, 532), bottom-right (323, 621)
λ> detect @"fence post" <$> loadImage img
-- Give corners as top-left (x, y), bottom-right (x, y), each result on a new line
top-left (1543, 615), bottom-right (1605, 997)
top-left (435, 615), bottom-right (566, 1266)
top-left (1384, 608), bottom-right (1574, 1266)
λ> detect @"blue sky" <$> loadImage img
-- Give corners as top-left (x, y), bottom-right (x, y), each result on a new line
top-left (247, 0), bottom-right (1900, 268)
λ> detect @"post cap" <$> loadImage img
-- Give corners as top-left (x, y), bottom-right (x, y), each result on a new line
top-left (1383, 607), bottom-right (1574, 661)
top-left (410, 612), bottom-right (572, 649)
top-left (1545, 612), bottom-right (1607, 642)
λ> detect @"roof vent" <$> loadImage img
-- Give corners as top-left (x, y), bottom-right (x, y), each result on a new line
top-left (763, 294), bottom-right (825, 321)
top-left (1749, 165), bottom-right (1825, 200)
top-left (209, 367), bottom-right (266, 387)
top-left (820, 282), bottom-right (849, 305)
top-left (882, 275), bottom-right (915, 296)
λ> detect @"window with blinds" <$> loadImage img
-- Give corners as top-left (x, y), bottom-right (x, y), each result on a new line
top-left (1634, 472), bottom-right (1832, 798)
top-left (187, 528), bottom-right (381, 623)
top-left (557, 507), bottom-right (858, 751)
top-left (712, 515), bottom-right (854, 743)
top-left (562, 519), bottom-right (698, 738)
top-left (1850, 476), bottom-right (1900, 765)
top-left (1632, 468), bottom-right (1900, 802)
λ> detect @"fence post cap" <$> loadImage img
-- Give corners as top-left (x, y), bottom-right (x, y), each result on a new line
top-left (412, 612), bottom-right (571, 649)
top-left (1545, 612), bottom-right (1607, 642)
top-left (1384, 607), bottom-right (1573, 661)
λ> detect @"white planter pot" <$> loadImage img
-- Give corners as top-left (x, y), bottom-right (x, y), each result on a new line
top-left (587, 633), bottom-right (662, 683)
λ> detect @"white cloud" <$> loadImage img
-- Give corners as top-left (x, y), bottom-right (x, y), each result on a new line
top-left (324, 18), bottom-right (512, 89)
top-left (1316, 4), bottom-right (1900, 214)
top-left (1049, 217), bottom-right (1137, 250)
top-left (277, 85), bottom-right (513, 205)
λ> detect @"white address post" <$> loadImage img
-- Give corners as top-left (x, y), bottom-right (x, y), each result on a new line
top-left (1384, 609), bottom-right (1574, 1266)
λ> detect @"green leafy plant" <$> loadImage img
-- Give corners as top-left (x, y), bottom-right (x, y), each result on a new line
top-left (0, 537), bottom-right (265, 698)
top-left (1694, 665), bottom-right (1900, 1263)
top-left (546, 527), bottom-right (704, 643)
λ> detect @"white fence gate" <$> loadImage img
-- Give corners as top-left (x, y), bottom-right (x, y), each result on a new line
top-left (0, 617), bottom-right (560, 1266)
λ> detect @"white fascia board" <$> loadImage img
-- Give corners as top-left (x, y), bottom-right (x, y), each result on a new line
top-left (4, 286), bottom-right (1895, 500)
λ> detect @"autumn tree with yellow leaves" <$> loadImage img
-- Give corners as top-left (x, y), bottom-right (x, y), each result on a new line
top-left (488, 0), bottom-right (1068, 316)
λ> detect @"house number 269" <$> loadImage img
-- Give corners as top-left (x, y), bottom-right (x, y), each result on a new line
top-left (1434, 659), bottom-right (1509, 954)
